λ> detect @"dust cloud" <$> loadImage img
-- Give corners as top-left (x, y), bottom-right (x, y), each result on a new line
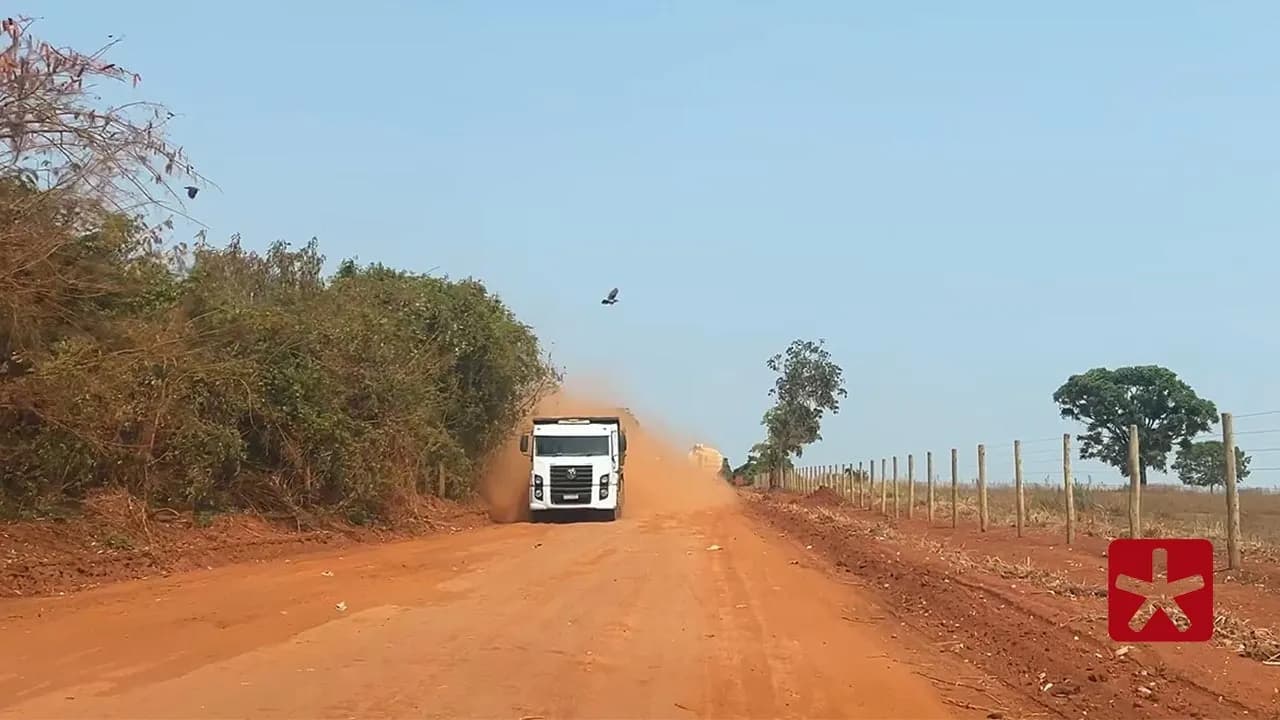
top-left (477, 386), bottom-right (731, 523)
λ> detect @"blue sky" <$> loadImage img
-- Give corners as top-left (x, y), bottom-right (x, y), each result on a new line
top-left (33, 2), bottom-right (1280, 486)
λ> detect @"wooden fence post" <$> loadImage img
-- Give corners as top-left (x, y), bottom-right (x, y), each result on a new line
top-left (892, 456), bottom-right (900, 519)
top-left (1063, 433), bottom-right (1075, 545)
top-left (857, 462), bottom-right (865, 507)
top-left (880, 458), bottom-right (888, 515)
top-left (907, 454), bottom-right (915, 519)
top-left (868, 459), bottom-right (875, 510)
top-left (1222, 412), bottom-right (1242, 570)
top-left (926, 451), bottom-right (935, 524)
top-left (437, 461), bottom-right (446, 498)
top-left (950, 448), bottom-right (958, 528)
top-left (977, 444), bottom-right (988, 532)
top-left (1128, 425), bottom-right (1141, 539)
top-left (1014, 439), bottom-right (1025, 538)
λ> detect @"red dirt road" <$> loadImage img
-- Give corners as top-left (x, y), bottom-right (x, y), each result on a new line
top-left (0, 461), bottom-right (967, 719)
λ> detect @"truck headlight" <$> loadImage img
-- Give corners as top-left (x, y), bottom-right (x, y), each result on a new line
top-left (599, 474), bottom-right (610, 499)
top-left (533, 475), bottom-right (543, 487)
top-left (533, 475), bottom-right (544, 501)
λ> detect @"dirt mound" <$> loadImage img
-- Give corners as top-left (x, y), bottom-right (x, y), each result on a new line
top-left (801, 486), bottom-right (847, 508)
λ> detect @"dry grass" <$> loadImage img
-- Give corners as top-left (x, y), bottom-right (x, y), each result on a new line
top-left (840, 476), bottom-right (1280, 553)
top-left (786, 468), bottom-right (1280, 549)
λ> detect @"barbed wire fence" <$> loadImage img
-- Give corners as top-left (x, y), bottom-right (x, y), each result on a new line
top-left (752, 410), bottom-right (1279, 571)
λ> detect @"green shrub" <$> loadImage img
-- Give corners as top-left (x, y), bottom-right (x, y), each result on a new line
top-left (0, 187), bottom-right (556, 520)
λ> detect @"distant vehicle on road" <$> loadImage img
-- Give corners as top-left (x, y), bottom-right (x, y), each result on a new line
top-left (688, 443), bottom-right (724, 471)
top-left (520, 416), bottom-right (627, 521)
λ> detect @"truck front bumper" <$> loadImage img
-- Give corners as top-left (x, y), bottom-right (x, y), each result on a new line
top-left (529, 488), bottom-right (619, 512)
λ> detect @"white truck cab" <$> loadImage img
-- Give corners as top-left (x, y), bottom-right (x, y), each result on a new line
top-left (520, 416), bottom-right (627, 521)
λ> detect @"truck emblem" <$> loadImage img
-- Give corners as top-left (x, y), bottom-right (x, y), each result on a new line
top-left (565, 468), bottom-right (577, 479)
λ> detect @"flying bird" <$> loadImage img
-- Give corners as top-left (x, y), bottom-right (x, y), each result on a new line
top-left (601, 287), bottom-right (619, 305)
top-left (183, 185), bottom-right (199, 199)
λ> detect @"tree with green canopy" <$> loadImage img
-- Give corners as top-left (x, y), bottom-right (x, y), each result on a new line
top-left (1052, 365), bottom-right (1217, 485)
top-left (757, 339), bottom-right (846, 488)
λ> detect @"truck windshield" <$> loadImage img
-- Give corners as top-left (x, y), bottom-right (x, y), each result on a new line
top-left (534, 435), bottom-right (610, 457)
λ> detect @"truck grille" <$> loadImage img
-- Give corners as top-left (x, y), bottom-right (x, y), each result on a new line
top-left (549, 464), bottom-right (593, 504)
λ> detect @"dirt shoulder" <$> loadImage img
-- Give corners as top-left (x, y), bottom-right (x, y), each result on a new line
top-left (743, 488), bottom-right (1280, 720)
top-left (1, 490), bottom-right (490, 599)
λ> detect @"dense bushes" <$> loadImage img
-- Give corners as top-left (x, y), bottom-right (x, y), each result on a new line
top-left (0, 179), bottom-right (555, 521)
top-left (0, 18), bottom-right (556, 520)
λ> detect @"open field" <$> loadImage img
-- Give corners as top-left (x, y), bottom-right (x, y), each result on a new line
top-left (778, 466), bottom-right (1280, 565)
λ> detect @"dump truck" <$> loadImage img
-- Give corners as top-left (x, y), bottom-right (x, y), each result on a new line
top-left (520, 416), bottom-right (627, 521)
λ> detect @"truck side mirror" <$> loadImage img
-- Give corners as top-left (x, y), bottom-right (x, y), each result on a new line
top-left (519, 434), bottom-right (529, 454)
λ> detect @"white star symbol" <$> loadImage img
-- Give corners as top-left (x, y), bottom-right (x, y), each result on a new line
top-left (1114, 547), bottom-right (1205, 633)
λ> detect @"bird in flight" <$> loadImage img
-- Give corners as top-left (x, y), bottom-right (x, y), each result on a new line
top-left (183, 185), bottom-right (199, 199)
top-left (601, 288), bottom-right (619, 305)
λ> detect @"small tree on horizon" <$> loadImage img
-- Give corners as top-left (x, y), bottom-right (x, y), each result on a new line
top-left (1172, 440), bottom-right (1250, 493)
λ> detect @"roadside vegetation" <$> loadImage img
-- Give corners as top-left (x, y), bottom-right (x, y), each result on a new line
top-left (0, 17), bottom-right (556, 522)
